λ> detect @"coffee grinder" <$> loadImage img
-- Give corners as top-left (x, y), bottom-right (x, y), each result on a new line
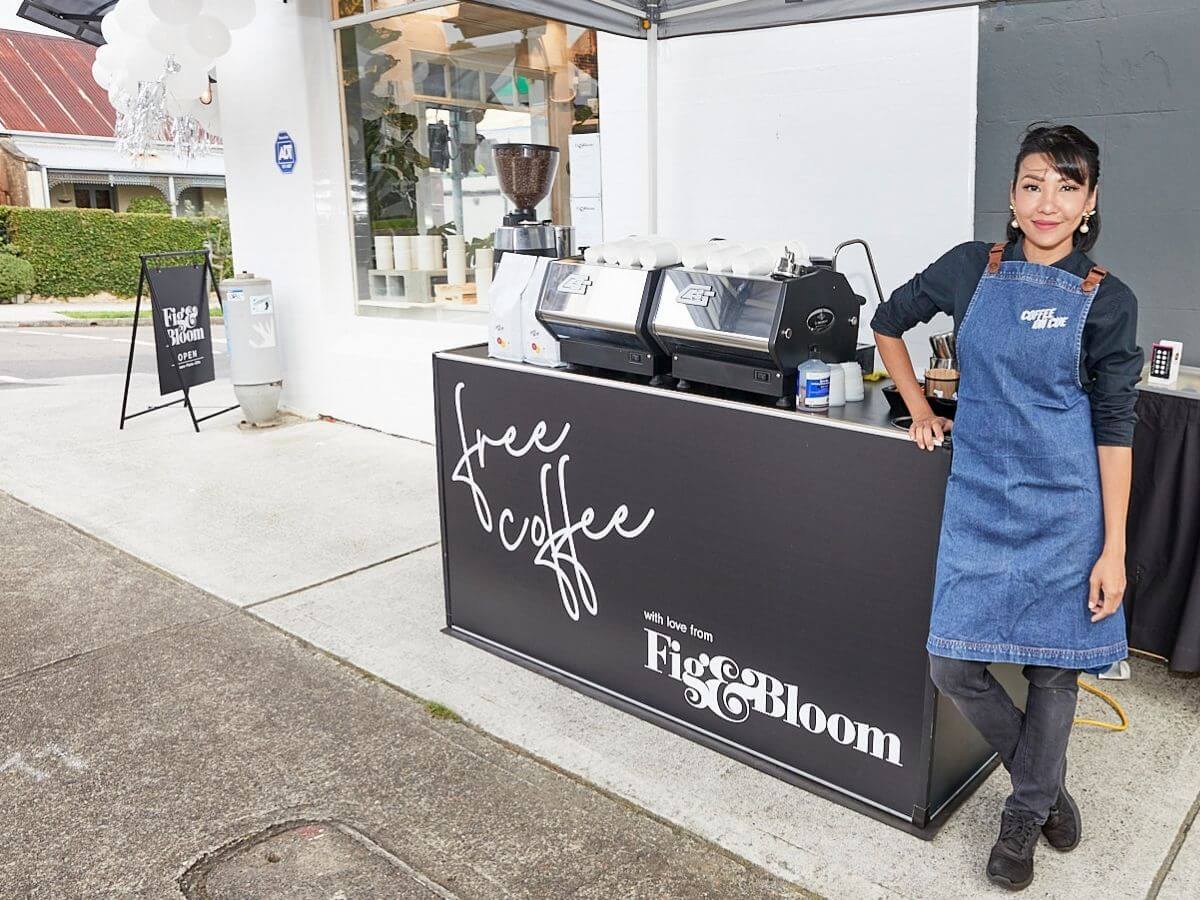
top-left (493, 143), bottom-right (571, 260)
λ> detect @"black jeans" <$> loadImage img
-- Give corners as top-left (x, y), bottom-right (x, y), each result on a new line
top-left (928, 654), bottom-right (1080, 823)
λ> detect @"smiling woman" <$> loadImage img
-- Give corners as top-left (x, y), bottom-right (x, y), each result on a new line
top-left (871, 121), bottom-right (1145, 890)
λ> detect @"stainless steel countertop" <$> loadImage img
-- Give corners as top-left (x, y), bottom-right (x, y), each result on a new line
top-left (437, 345), bottom-right (912, 442)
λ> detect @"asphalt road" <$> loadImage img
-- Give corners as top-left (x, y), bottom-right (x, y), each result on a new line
top-left (0, 324), bottom-right (230, 383)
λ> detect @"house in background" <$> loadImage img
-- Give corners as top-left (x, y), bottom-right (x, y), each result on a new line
top-left (0, 27), bottom-right (225, 216)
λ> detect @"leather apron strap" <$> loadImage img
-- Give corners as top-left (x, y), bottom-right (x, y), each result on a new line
top-left (987, 242), bottom-right (1006, 273)
top-left (1081, 265), bottom-right (1108, 293)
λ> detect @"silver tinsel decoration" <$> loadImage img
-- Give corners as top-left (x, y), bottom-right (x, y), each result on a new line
top-left (113, 56), bottom-right (215, 163)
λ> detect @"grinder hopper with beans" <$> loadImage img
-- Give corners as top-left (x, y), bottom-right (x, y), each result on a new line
top-left (492, 143), bottom-right (573, 261)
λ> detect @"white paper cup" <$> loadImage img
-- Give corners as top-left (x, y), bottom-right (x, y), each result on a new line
top-left (447, 234), bottom-right (466, 254)
top-left (638, 240), bottom-right (681, 269)
top-left (840, 361), bottom-right (865, 401)
top-left (613, 241), bottom-right (642, 267)
top-left (474, 247), bottom-right (494, 271)
top-left (583, 244), bottom-right (605, 264)
top-left (417, 235), bottom-right (442, 270)
top-left (373, 236), bottom-right (394, 270)
top-left (392, 235), bottom-right (413, 270)
top-left (828, 363), bottom-right (846, 406)
top-left (730, 247), bottom-right (774, 276)
top-left (705, 243), bottom-right (745, 272)
top-left (447, 250), bottom-right (467, 285)
top-left (474, 265), bottom-right (492, 305)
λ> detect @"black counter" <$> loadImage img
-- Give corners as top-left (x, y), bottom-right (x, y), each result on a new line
top-left (433, 345), bottom-right (1024, 838)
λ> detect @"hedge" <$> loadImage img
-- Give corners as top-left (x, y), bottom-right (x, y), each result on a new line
top-left (0, 253), bottom-right (35, 299)
top-left (0, 206), bottom-right (224, 298)
top-left (125, 195), bottom-right (171, 215)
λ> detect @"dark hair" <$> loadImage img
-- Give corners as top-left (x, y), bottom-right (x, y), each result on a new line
top-left (1007, 122), bottom-right (1101, 253)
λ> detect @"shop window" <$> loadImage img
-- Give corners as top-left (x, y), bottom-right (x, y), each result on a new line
top-left (336, 1), bottom-right (602, 316)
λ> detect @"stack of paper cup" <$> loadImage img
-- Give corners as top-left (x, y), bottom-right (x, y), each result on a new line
top-left (583, 244), bottom-right (605, 264)
top-left (446, 235), bottom-right (467, 285)
top-left (373, 236), bottom-right (394, 271)
top-left (392, 235), bottom-right (413, 270)
top-left (474, 248), bottom-right (494, 305)
top-left (417, 234), bottom-right (442, 270)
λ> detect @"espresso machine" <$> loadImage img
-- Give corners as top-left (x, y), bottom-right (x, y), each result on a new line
top-left (492, 143), bottom-right (573, 261)
top-left (535, 258), bottom-right (672, 382)
top-left (649, 244), bottom-right (877, 408)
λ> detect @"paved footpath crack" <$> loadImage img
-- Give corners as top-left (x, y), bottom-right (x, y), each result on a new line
top-left (1146, 783), bottom-right (1200, 898)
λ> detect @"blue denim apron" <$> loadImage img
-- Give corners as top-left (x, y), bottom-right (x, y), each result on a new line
top-left (926, 242), bottom-right (1128, 671)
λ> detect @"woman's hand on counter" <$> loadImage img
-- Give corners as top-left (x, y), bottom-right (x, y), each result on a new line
top-left (1088, 549), bottom-right (1127, 622)
top-left (908, 414), bottom-right (953, 451)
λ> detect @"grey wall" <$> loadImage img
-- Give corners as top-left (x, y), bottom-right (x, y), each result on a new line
top-left (975, 0), bottom-right (1200, 365)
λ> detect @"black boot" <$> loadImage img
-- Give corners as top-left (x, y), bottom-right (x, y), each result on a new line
top-left (1042, 759), bottom-right (1081, 851)
top-left (987, 808), bottom-right (1040, 891)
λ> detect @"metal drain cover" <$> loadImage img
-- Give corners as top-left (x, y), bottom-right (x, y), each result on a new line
top-left (180, 820), bottom-right (456, 899)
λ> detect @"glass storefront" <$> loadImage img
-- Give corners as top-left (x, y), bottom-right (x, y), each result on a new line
top-left (336, 2), bottom-right (602, 315)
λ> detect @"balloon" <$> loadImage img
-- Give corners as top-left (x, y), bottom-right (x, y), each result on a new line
top-left (203, 0), bottom-right (256, 30)
top-left (100, 9), bottom-right (126, 45)
top-left (91, 58), bottom-right (112, 90)
top-left (145, 20), bottom-right (186, 54)
top-left (149, 0), bottom-right (203, 27)
top-left (187, 16), bottom-right (231, 58)
top-left (117, 0), bottom-right (157, 37)
top-left (121, 42), bottom-right (172, 82)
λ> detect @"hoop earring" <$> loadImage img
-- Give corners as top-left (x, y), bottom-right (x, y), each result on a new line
top-left (1079, 210), bottom-right (1094, 234)
top-left (1009, 204), bottom-right (1019, 229)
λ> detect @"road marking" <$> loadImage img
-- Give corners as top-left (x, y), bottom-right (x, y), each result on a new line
top-left (0, 753), bottom-right (49, 782)
top-left (0, 375), bottom-right (29, 383)
top-left (21, 330), bottom-right (109, 341)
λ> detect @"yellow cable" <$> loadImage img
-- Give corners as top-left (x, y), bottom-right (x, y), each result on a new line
top-left (1073, 677), bottom-right (1128, 732)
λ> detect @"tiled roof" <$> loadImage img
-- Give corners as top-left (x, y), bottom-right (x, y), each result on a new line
top-left (0, 28), bottom-right (114, 137)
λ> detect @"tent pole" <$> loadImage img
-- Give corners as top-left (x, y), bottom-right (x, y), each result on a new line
top-left (646, 21), bottom-right (658, 235)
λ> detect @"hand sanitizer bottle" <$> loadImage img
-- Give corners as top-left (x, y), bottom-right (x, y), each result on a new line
top-left (797, 347), bottom-right (831, 412)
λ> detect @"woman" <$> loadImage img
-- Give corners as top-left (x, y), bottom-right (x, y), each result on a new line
top-left (870, 124), bottom-right (1142, 891)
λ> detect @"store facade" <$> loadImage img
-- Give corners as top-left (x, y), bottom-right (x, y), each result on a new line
top-left (207, 0), bottom-right (978, 441)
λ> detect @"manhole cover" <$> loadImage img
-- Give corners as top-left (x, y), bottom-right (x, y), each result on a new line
top-left (180, 820), bottom-right (457, 899)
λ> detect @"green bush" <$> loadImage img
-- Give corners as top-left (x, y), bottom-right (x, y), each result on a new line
top-left (0, 206), bottom-right (224, 297)
top-left (125, 195), bottom-right (171, 215)
top-left (0, 253), bottom-right (35, 299)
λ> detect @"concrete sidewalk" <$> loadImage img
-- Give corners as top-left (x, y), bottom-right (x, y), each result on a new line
top-left (0, 492), bottom-right (800, 898)
top-left (1, 371), bottom-right (1199, 898)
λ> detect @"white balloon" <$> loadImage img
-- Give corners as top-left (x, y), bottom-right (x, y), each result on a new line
top-left (203, 0), bottom-right (256, 30)
top-left (187, 15), bottom-right (231, 58)
top-left (91, 58), bottom-right (112, 89)
top-left (118, 0), bottom-right (157, 36)
top-left (122, 42), bottom-right (172, 82)
top-left (149, 0), bottom-right (203, 27)
top-left (145, 20), bottom-right (186, 54)
top-left (100, 9), bottom-right (126, 45)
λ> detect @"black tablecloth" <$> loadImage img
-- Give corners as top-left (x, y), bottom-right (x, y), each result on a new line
top-left (1125, 389), bottom-right (1200, 672)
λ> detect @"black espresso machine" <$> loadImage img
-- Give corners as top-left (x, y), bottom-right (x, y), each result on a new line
top-left (535, 258), bottom-right (673, 383)
top-left (648, 239), bottom-right (882, 407)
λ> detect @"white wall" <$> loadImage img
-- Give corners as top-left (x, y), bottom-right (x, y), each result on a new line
top-left (653, 7), bottom-right (978, 369)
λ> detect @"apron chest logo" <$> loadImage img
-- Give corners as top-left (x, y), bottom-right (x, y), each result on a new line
top-left (1019, 307), bottom-right (1069, 330)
